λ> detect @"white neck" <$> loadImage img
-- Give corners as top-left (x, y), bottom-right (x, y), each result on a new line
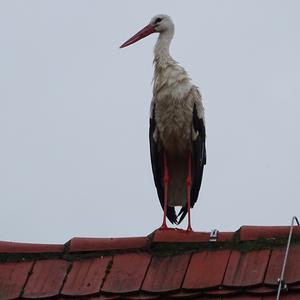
top-left (154, 30), bottom-right (174, 63)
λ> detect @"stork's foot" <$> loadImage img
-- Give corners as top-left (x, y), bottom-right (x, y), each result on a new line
top-left (158, 223), bottom-right (179, 231)
top-left (158, 223), bottom-right (169, 230)
top-left (186, 225), bottom-right (193, 232)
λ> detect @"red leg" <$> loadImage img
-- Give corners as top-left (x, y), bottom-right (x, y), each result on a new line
top-left (186, 153), bottom-right (193, 232)
top-left (159, 152), bottom-right (169, 230)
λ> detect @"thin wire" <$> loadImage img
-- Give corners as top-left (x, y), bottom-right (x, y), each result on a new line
top-left (276, 216), bottom-right (300, 300)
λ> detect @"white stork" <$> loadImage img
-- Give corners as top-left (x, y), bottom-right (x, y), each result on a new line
top-left (120, 15), bottom-right (206, 231)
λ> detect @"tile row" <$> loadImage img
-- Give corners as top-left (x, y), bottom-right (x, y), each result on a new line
top-left (1, 245), bottom-right (300, 299)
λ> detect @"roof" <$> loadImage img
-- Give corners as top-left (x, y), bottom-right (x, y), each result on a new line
top-left (1, 226), bottom-right (300, 300)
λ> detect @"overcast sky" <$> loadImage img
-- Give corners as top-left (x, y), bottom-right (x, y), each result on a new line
top-left (1, 1), bottom-right (300, 243)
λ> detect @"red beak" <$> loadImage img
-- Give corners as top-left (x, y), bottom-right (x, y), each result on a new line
top-left (120, 24), bottom-right (156, 48)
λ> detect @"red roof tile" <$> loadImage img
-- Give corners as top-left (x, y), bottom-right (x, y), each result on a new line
top-left (102, 253), bottom-right (151, 293)
top-left (264, 247), bottom-right (285, 286)
top-left (183, 250), bottom-right (231, 290)
top-left (152, 229), bottom-right (210, 243)
top-left (0, 241), bottom-right (63, 253)
top-left (62, 257), bottom-right (111, 296)
top-left (142, 254), bottom-right (191, 293)
top-left (265, 244), bottom-right (300, 285)
top-left (223, 249), bottom-right (270, 287)
top-left (68, 236), bottom-right (148, 252)
top-left (239, 225), bottom-right (300, 241)
top-left (23, 259), bottom-right (69, 298)
top-left (151, 228), bottom-right (234, 243)
top-left (0, 225), bottom-right (299, 299)
top-left (280, 244), bottom-right (300, 285)
top-left (0, 261), bottom-right (33, 300)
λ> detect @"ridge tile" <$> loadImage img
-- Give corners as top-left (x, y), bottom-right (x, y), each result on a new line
top-left (68, 237), bottom-right (148, 252)
top-left (0, 241), bottom-right (63, 253)
top-left (239, 226), bottom-right (300, 241)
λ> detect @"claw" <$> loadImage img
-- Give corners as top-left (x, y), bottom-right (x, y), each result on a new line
top-left (186, 225), bottom-right (193, 232)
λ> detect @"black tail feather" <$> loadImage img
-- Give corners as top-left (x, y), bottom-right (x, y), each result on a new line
top-left (167, 206), bottom-right (178, 224)
top-left (177, 206), bottom-right (188, 225)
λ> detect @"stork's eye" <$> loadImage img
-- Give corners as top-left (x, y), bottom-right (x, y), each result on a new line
top-left (155, 18), bottom-right (162, 24)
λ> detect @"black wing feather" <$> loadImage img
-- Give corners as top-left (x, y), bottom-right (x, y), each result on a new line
top-left (149, 105), bottom-right (178, 224)
top-left (178, 103), bottom-right (206, 224)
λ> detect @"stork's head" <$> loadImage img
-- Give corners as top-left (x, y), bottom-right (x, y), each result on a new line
top-left (150, 14), bottom-right (174, 33)
top-left (120, 14), bottom-right (174, 48)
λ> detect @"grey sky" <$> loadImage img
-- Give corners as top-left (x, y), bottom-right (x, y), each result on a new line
top-left (1, 1), bottom-right (299, 243)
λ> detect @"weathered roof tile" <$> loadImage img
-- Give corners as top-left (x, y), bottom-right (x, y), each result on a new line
top-left (102, 253), bottom-right (151, 294)
top-left (23, 259), bottom-right (69, 298)
top-left (62, 257), bottom-right (111, 296)
top-left (223, 249), bottom-right (270, 287)
top-left (0, 261), bottom-right (33, 300)
top-left (68, 237), bottom-right (148, 252)
top-left (265, 244), bottom-right (300, 286)
top-left (142, 254), bottom-right (191, 293)
top-left (0, 241), bottom-right (63, 253)
top-left (183, 250), bottom-right (231, 290)
top-left (239, 226), bottom-right (300, 241)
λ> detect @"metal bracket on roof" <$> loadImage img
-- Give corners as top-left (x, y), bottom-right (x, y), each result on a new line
top-left (276, 216), bottom-right (300, 300)
top-left (210, 229), bottom-right (218, 242)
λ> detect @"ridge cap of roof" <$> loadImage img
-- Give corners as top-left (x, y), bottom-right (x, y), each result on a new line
top-left (0, 241), bottom-right (64, 254)
top-left (239, 225), bottom-right (300, 241)
top-left (67, 236), bottom-right (149, 252)
top-left (1, 225), bottom-right (300, 255)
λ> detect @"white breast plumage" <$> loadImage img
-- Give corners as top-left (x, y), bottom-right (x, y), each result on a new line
top-left (152, 61), bottom-right (200, 155)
